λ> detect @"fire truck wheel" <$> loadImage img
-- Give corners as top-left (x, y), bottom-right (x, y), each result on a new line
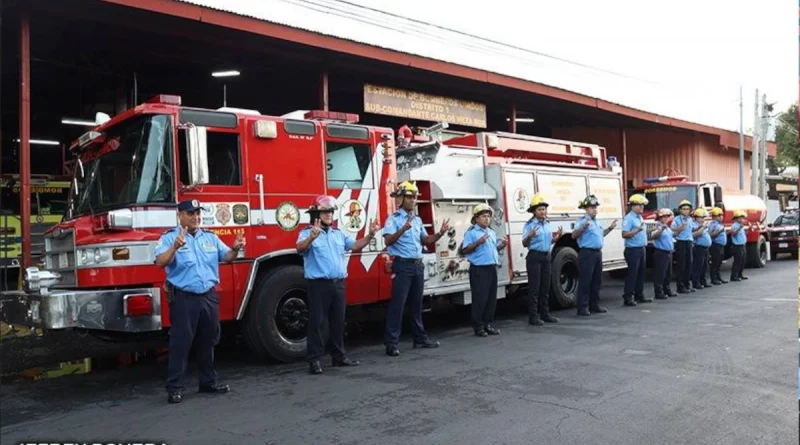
top-left (745, 235), bottom-right (767, 269)
top-left (550, 247), bottom-right (579, 309)
top-left (244, 265), bottom-right (321, 363)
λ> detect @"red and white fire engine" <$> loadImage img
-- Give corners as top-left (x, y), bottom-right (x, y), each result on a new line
top-left (630, 172), bottom-right (769, 269)
top-left (1, 95), bottom-right (628, 363)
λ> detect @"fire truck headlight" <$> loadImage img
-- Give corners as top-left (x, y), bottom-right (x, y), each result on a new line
top-left (80, 249), bottom-right (91, 265)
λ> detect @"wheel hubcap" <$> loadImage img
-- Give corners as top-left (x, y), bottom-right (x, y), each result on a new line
top-left (560, 262), bottom-right (579, 297)
top-left (275, 289), bottom-right (308, 344)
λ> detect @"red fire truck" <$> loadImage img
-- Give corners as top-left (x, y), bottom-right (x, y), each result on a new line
top-left (0, 95), bottom-right (627, 363)
top-left (630, 173), bottom-right (769, 269)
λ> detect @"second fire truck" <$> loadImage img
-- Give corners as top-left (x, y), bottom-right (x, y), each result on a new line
top-left (1, 95), bottom-right (628, 363)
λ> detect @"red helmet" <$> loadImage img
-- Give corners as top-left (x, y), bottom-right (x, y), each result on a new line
top-left (307, 195), bottom-right (338, 213)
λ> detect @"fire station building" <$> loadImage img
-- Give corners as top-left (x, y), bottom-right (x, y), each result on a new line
top-left (1, 0), bottom-right (776, 194)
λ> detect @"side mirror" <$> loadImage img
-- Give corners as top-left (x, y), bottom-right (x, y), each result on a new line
top-left (186, 125), bottom-right (209, 186)
top-left (713, 186), bottom-right (723, 206)
top-left (767, 223), bottom-right (773, 228)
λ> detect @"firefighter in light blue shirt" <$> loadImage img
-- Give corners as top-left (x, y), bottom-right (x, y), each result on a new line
top-left (691, 208), bottom-right (713, 289)
top-left (154, 199), bottom-right (244, 404)
top-left (571, 195), bottom-right (617, 316)
top-left (621, 194), bottom-right (651, 306)
top-left (460, 204), bottom-right (507, 337)
top-left (729, 210), bottom-right (749, 282)
top-left (672, 199), bottom-right (695, 293)
top-left (522, 194), bottom-right (563, 326)
top-left (650, 208), bottom-right (681, 299)
top-left (382, 181), bottom-right (450, 357)
top-left (296, 195), bottom-right (378, 375)
top-left (708, 207), bottom-right (728, 285)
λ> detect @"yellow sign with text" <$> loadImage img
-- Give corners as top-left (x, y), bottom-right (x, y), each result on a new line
top-left (363, 84), bottom-right (487, 128)
top-left (589, 177), bottom-right (623, 218)
top-left (537, 174), bottom-right (587, 214)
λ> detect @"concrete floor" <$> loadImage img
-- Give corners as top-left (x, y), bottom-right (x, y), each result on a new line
top-left (1, 259), bottom-right (797, 445)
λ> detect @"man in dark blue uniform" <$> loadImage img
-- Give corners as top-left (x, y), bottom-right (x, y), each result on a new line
top-left (383, 181), bottom-right (450, 357)
top-left (522, 194), bottom-right (563, 326)
top-left (621, 194), bottom-right (651, 306)
top-left (297, 195), bottom-right (379, 375)
top-left (155, 199), bottom-right (245, 404)
top-left (571, 195), bottom-right (617, 316)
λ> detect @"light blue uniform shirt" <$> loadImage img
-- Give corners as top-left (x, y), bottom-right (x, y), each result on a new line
top-left (730, 221), bottom-right (747, 245)
top-left (383, 210), bottom-right (426, 259)
top-left (154, 226), bottom-right (231, 294)
top-left (461, 224), bottom-right (500, 266)
top-left (653, 222), bottom-right (674, 251)
top-left (523, 218), bottom-right (553, 252)
top-left (709, 220), bottom-right (727, 245)
top-left (574, 215), bottom-right (604, 249)
top-left (297, 226), bottom-right (355, 279)
top-left (671, 214), bottom-right (694, 242)
top-left (693, 220), bottom-right (712, 247)
top-left (622, 211), bottom-right (647, 248)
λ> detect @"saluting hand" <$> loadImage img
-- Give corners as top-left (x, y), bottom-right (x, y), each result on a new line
top-left (477, 234), bottom-right (490, 245)
top-left (173, 226), bottom-right (187, 249)
top-left (402, 212), bottom-right (414, 232)
top-left (310, 219), bottom-right (322, 239)
top-left (497, 238), bottom-right (508, 250)
top-left (556, 226), bottom-right (564, 238)
top-left (609, 219), bottom-right (618, 230)
top-left (233, 232), bottom-right (246, 250)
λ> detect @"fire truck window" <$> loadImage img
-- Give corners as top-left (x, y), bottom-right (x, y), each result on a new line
top-left (703, 188), bottom-right (712, 207)
top-left (178, 129), bottom-right (189, 185)
top-left (206, 132), bottom-right (242, 186)
top-left (325, 142), bottom-right (372, 189)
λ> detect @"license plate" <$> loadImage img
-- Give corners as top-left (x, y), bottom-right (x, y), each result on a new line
top-left (779, 243), bottom-right (788, 249)
top-left (58, 252), bottom-right (68, 269)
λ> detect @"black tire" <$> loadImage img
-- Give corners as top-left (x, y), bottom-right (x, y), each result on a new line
top-left (243, 265), bottom-right (320, 363)
top-left (745, 235), bottom-right (767, 269)
top-left (550, 247), bottom-right (579, 309)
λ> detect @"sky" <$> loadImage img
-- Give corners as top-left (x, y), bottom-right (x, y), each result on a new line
top-left (185, 0), bottom-right (797, 135)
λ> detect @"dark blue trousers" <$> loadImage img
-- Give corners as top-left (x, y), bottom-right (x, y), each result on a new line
top-left (692, 245), bottom-right (709, 287)
top-left (166, 288), bottom-right (220, 393)
top-left (675, 240), bottom-right (693, 290)
top-left (653, 248), bottom-right (673, 297)
top-left (306, 278), bottom-right (347, 363)
top-left (623, 247), bottom-right (646, 300)
top-left (384, 259), bottom-right (428, 347)
top-left (577, 248), bottom-right (602, 312)
top-left (526, 250), bottom-right (552, 319)
top-left (469, 264), bottom-right (498, 331)
top-left (730, 244), bottom-right (746, 280)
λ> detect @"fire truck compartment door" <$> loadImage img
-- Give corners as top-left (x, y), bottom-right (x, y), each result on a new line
top-left (587, 176), bottom-right (626, 266)
top-left (503, 171), bottom-right (535, 276)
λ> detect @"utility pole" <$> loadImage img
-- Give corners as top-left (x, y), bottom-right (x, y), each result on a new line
top-left (738, 85), bottom-right (744, 190)
top-left (759, 94), bottom-right (768, 202)
top-left (750, 89), bottom-right (759, 196)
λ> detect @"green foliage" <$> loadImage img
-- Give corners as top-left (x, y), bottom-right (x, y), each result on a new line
top-left (774, 102), bottom-right (799, 168)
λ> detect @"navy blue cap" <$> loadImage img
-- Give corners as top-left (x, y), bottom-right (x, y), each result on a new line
top-left (177, 199), bottom-right (202, 212)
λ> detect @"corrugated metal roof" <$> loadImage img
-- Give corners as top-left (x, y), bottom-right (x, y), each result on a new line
top-left (173, 0), bottom-right (736, 133)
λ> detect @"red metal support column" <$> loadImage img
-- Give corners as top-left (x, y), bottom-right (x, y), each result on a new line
top-left (319, 71), bottom-right (329, 111)
top-left (620, 128), bottom-right (628, 196)
top-left (19, 7), bottom-right (32, 269)
top-left (508, 102), bottom-right (517, 133)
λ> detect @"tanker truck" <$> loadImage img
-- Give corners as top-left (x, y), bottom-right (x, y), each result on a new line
top-left (629, 174), bottom-right (769, 269)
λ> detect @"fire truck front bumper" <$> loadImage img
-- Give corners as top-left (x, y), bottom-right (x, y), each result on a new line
top-left (0, 268), bottom-right (162, 333)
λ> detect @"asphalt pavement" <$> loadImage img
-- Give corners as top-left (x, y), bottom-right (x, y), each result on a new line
top-left (1, 259), bottom-right (797, 445)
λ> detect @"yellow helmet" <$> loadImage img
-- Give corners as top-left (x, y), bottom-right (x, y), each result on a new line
top-left (528, 194), bottom-right (549, 212)
top-left (657, 208), bottom-right (673, 218)
top-left (733, 209), bottom-right (747, 218)
top-left (693, 208), bottom-right (707, 218)
top-left (472, 203), bottom-right (493, 217)
top-left (391, 180), bottom-right (419, 197)
top-left (628, 194), bottom-right (649, 206)
top-left (710, 207), bottom-right (723, 217)
top-left (678, 199), bottom-right (692, 209)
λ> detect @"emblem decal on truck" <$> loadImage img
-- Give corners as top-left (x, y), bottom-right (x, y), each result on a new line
top-left (232, 204), bottom-right (249, 225)
top-left (340, 200), bottom-right (365, 233)
top-left (513, 188), bottom-right (529, 214)
top-left (276, 201), bottom-right (300, 231)
top-left (215, 204), bottom-right (232, 225)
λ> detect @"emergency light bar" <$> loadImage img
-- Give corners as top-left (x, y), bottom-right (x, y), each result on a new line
top-left (641, 175), bottom-right (689, 184)
top-left (304, 110), bottom-right (359, 124)
top-left (145, 94), bottom-right (182, 106)
top-left (69, 131), bottom-right (103, 151)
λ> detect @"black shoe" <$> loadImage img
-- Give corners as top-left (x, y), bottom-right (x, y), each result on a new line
top-left (590, 306), bottom-right (608, 314)
top-left (309, 361), bottom-right (323, 374)
top-left (198, 383), bottom-right (230, 394)
top-left (623, 299), bottom-right (637, 307)
top-left (635, 297), bottom-right (653, 303)
top-left (718, 278), bottom-right (728, 284)
top-left (528, 316), bottom-right (545, 326)
top-left (167, 392), bottom-right (182, 404)
top-left (474, 329), bottom-right (488, 337)
top-left (413, 339), bottom-right (440, 349)
top-left (665, 290), bottom-right (678, 297)
top-left (577, 308), bottom-right (591, 316)
top-left (688, 287), bottom-right (696, 293)
top-left (701, 282), bottom-right (709, 287)
top-left (730, 278), bottom-right (741, 282)
top-left (484, 325), bottom-right (501, 335)
top-left (678, 289), bottom-right (691, 294)
top-left (654, 294), bottom-right (668, 300)
top-left (332, 357), bottom-right (360, 367)
top-left (711, 280), bottom-right (722, 285)
top-left (385, 345), bottom-right (400, 356)
top-left (541, 314), bottom-right (559, 323)
top-left (692, 283), bottom-right (702, 290)
top-left (740, 276), bottom-right (748, 280)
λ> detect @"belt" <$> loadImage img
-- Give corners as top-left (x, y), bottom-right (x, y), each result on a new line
top-left (307, 278), bottom-right (345, 282)
top-left (580, 247), bottom-right (601, 251)
top-left (394, 257), bottom-right (422, 264)
top-left (676, 239), bottom-right (692, 243)
top-left (655, 248), bottom-right (673, 253)
top-left (174, 287), bottom-right (212, 296)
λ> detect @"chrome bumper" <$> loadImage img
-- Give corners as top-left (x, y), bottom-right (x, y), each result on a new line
top-left (0, 287), bottom-right (162, 332)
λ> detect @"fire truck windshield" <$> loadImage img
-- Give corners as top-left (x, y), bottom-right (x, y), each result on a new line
top-left (635, 184), bottom-right (697, 212)
top-left (70, 114), bottom-right (174, 218)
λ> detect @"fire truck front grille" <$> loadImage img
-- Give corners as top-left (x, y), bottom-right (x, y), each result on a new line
top-left (43, 228), bottom-right (77, 287)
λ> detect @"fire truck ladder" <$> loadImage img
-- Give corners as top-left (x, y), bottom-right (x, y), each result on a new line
top-left (486, 132), bottom-right (608, 170)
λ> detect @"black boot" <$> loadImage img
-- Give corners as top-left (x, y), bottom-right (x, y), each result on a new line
top-left (623, 295), bottom-right (637, 307)
top-left (589, 306), bottom-right (608, 313)
top-left (528, 315), bottom-right (544, 326)
top-left (654, 290), bottom-right (667, 300)
top-left (540, 313), bottom-right (559, 323)
top-left (474, 328), bottom-right (488, 337)
top-left (577, 308), bottom-right (591, 316)
top-left (413, 338), bottom-right (441, 349)
top-left (664, 288), bottom-right (678, 297)
top-left (484, 325), bottom-right (501, 335)
top-left (309, 361), bottom-right (323, 374)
